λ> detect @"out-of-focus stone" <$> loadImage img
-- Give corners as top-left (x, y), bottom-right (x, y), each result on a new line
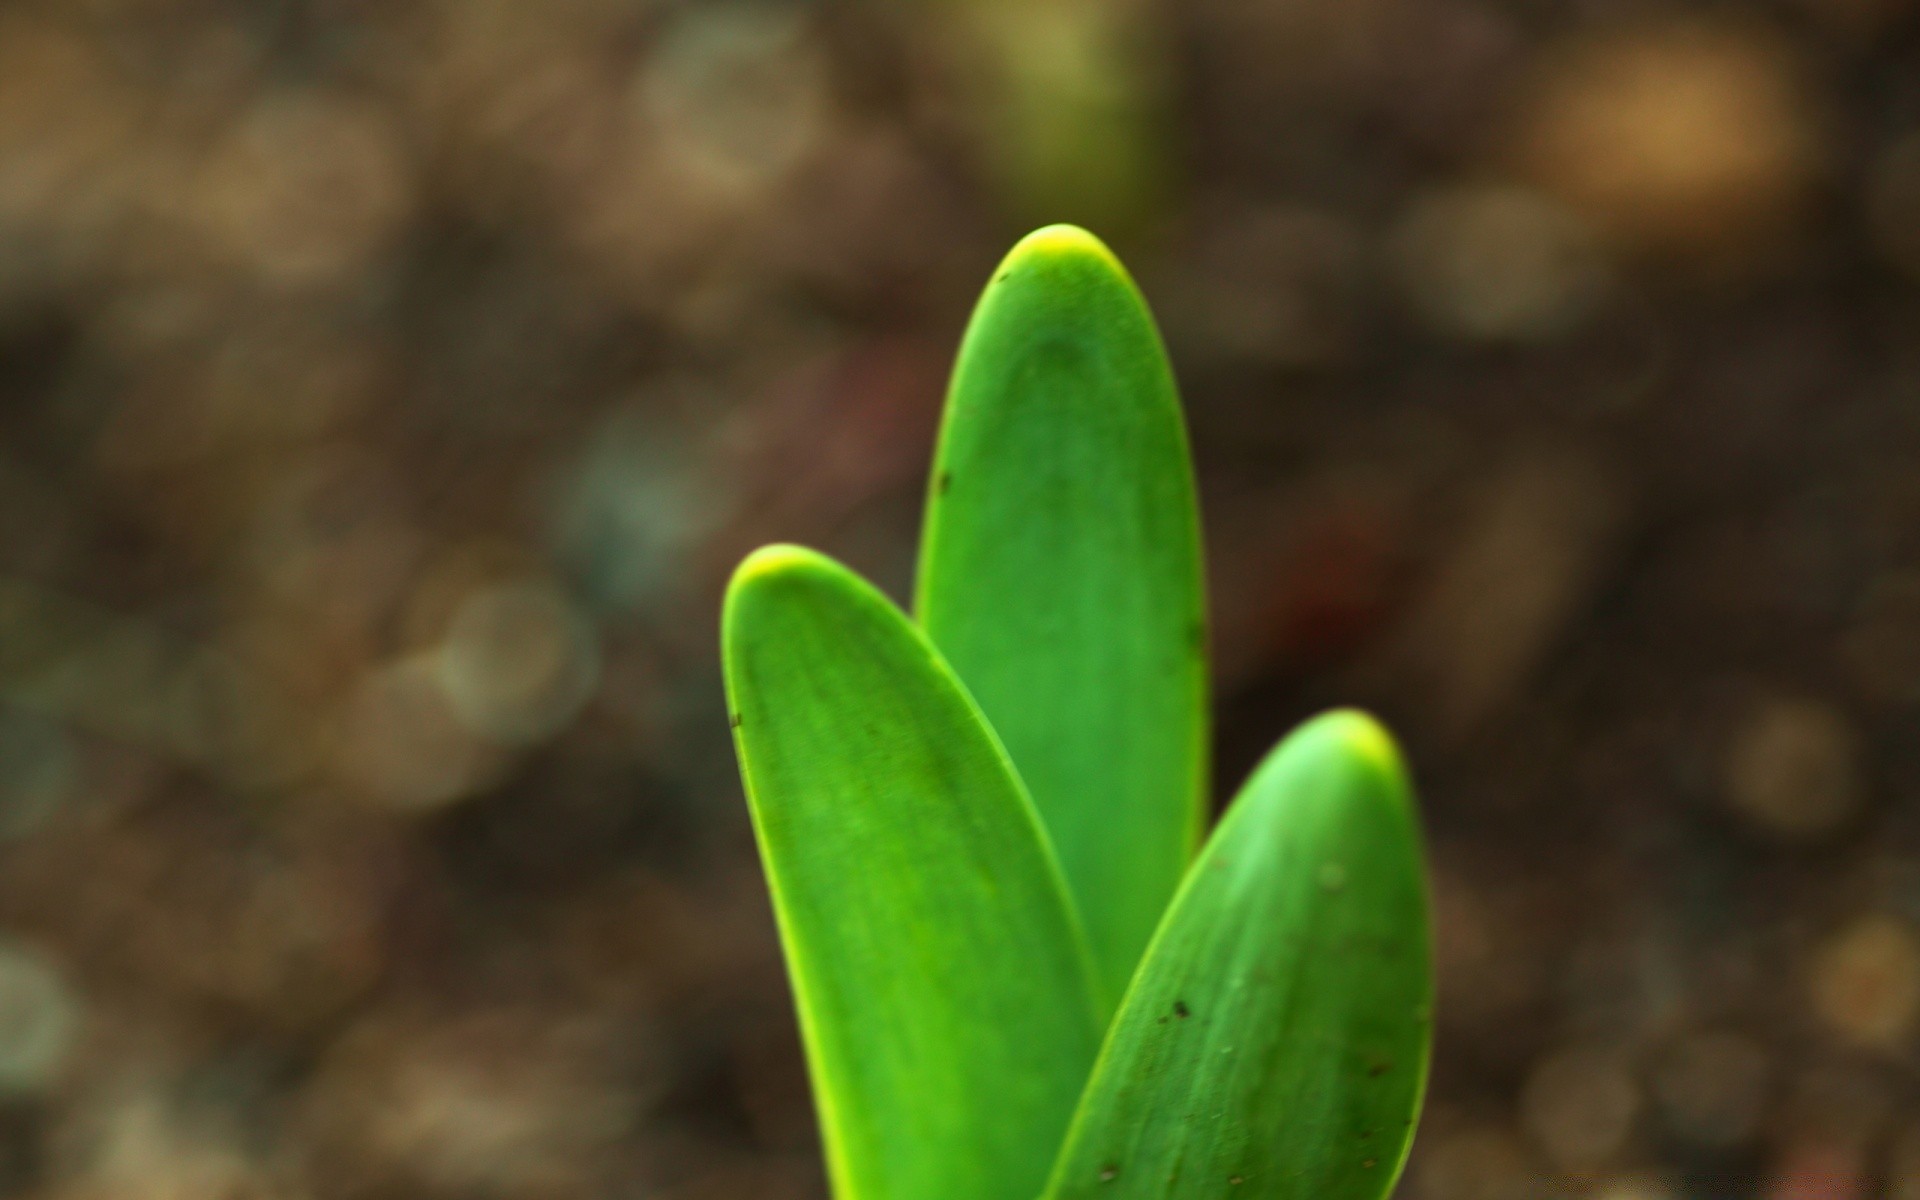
top-left (1520, 1043), bottom-right (1640, 1173)
top-left (1721, 693), bottom-right (1862, 841)
top-left (1808, 913), bottom-right (1920, 1048)
top-left (0, 14), bottom-right (147, 239)
top-left (1511, 18), bottom-right (1821, 261)
top-left (0, 805), bottom-right (392, 1035)
top-left (191, 89), bottom-right (414, 289)
top-left (0, 941), bottom-right (75, 1096)
top-left (47, 1085), bottom-right (302, 1200)
top-left (300, 1003), bottom-right (640, 1200)
top-left (331, 654), bottom-right (504, 812)
top-left (1390, 182), bottom-right (1607, 343)
top-left (1414, 1124), bottom-right (1552, 1200)
top-left (435, 575), bottom-right (600, 745)
top-left (550, 403), bottom-right (722, 614)
top-left (638, 3), bottom-right (831, 199)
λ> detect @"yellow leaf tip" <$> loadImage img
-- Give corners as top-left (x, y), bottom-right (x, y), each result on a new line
top-left (999, 223), bottom-right (1127, 281)
top-left (1308, 708), bottom-right (1405, 777)
top-left (734, 543), bottom-right (824, 582)
top-left (722, 544), bottom-right (868, 658)
top-left (726, 544), bottom-right (843, 607)
top-left (1016, 222), bottom-right (1111, 255)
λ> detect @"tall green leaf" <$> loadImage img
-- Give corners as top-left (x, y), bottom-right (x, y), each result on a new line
top-left (917, 223), bottom-right (1207, 1005)
top-left (722, 544), bottom-right (1104, 1200)
top-left (1045, 710), bottom-right (1433, 1200)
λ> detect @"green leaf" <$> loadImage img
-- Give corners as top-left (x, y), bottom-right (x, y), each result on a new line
top-left (722, 544), bottom-right (1105, 1200)
top-left (917, 224), bottom-right (1207, 1006)
top-left (1044, 710), bottom-right (1433, 1200)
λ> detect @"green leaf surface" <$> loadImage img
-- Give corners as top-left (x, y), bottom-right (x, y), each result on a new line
top-left (1045, 710), bottom-right (1433, 1200)
top-left (722, 544), bottom-right (1104, 1200)
top-left (917, 224), bottom-right (1207, 1006)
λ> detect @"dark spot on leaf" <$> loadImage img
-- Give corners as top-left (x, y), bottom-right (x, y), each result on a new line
top-left (996, 271), bottom-right (1013, 284)
top-left (1363, 1159), bottom-right (1378, 1170)
top-left (729, 712), bottom-right (743, 729)
top-left (1367, 1057), bottom-right (1391, 1077)
top-left (937, 471), bottom-right (953, 495)
top-left (1099, 1165), bottom-right (1118, 1183)
top-left (1174, 1000), bottom-right (1191, 1019)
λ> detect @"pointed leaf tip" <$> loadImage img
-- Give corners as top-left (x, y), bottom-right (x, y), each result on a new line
top-left (724, 543), bottom-right (835, 608)
top-left (731, 541), bottom-right (823, 582)
top-left (1299, 707), bottom-right (1408, 789)
top-left (919, 224), bottom-right (1207, 1007)
top-left (1003, 223), bottom-right (1125, 270)
top-left (1045, 709), bottom-right (1432, 1200)
top-left (723, 544), bottom-right (1104, 1200)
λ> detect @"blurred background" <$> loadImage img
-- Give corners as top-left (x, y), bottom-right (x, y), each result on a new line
top-left (0, 0), bottom-right (1914, 1196)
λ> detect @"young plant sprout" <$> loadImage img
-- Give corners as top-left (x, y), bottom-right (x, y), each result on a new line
top-left (722, 226), bottom-right (1433, 1200)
